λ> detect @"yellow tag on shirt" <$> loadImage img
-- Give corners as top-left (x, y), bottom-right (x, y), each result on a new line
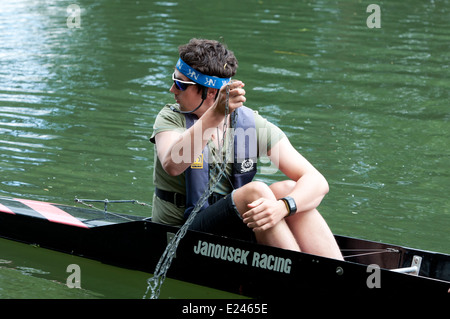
top-left (191, 154), bottom-right (203, 169)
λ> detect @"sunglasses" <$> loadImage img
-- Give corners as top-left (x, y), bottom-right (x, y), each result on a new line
top-left (172, 72), bottom-right (197, 91)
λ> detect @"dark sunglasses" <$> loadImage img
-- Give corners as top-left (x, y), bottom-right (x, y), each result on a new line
top-left (172, 72), bottom-right (197, 91)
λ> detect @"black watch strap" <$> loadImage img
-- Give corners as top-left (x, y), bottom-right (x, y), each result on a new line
top-left (280, 196), bottom-right (297, 217)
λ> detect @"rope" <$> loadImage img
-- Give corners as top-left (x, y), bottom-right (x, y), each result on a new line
top-left (143, 83), bottom-right (236, 299)
top-left (74, 198), bottom-right (151, 221)
top-left (342, 248), bottom-right (399, 259)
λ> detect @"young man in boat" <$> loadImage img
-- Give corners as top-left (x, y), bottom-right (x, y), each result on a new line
top-left (150, 38), bottom-right (343, 260)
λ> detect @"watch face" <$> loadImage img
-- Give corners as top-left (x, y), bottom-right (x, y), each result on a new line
top-left (283, 197), bottom-right (296, 213)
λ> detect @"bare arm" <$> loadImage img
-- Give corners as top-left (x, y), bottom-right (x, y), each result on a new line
top-left (242, 136), bottom-right (329, 231)
top-left (155, 81), bottom-right (246, 176)
top-left (269, 136), bottom-right (329, 213)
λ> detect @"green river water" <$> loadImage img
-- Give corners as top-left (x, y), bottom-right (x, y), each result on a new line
top-left (0, 0), bottom-right (449, 298)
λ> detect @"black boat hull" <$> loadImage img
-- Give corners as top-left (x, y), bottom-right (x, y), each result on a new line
top-left (0, 197), bottom-right (448, 297)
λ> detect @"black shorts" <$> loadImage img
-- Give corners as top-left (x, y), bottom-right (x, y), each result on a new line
top-left (188, 191), bottom-right (255, 242)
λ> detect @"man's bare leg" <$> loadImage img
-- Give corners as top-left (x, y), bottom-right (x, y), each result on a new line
top-left (270, 181), bottom-right (343, 260)
top-left (232, 181), bottom-right (300, 252)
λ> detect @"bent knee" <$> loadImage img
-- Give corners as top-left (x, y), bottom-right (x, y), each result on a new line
top-left (234, 181), bottom-right (275, 205)
top-left (269, 180), bottom-right (296, 198)
top-left (232, 181), bottom-right (275, 216)
top-left (245, 181), bottom-right (274, 198)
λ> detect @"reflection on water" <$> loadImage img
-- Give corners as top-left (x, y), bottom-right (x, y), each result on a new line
top-left (0, 0), bottom-right (449, 298)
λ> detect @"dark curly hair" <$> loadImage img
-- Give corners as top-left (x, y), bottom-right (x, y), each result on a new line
top-left (178, 38), bottom-right (238, 79)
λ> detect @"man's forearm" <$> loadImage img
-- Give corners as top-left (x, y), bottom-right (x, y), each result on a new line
top-left (161, 107), bottom-right (225, 176)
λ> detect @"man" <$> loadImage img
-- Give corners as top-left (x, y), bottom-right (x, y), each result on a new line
top-left (150, 38), bottom-right (343, 260)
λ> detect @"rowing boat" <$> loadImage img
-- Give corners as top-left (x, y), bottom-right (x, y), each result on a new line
top-left (0, 196), bottom-right (448, 297)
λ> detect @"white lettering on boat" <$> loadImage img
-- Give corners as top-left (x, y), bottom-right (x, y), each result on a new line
top-left (252, 251), bottom-right (292, 274)
top-left (193, 240), bottom-right (292, 274)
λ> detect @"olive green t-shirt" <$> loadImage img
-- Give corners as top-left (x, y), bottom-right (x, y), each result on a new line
top-left (150, 103), bottom-right (285, 226)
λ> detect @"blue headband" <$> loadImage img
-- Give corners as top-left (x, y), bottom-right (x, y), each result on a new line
top-left (176, 58), bottom-right (231, 89)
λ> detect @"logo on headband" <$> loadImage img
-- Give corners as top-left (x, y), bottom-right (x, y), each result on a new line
top-left (176, 58), bottom-right (231, 89)
top-left (186, 69), bottom-right (199, 81)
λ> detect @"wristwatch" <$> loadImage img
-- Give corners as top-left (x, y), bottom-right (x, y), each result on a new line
top-left (280, 196), bottom-right (297, 217)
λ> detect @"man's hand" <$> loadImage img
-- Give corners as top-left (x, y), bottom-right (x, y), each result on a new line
top-left (212, 80), bottom-right (246, 115)
top-left (242, 198), bottom-right (288, 232)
